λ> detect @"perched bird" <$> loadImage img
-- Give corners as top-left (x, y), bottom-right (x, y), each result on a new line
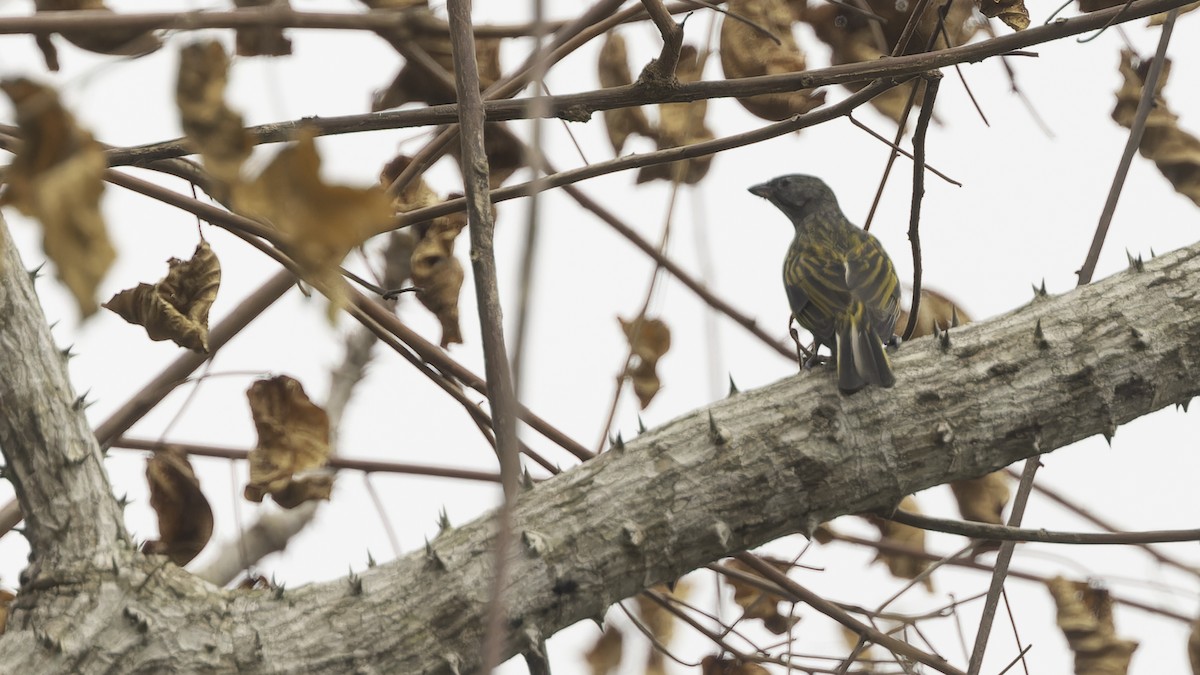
top-left (749, 175), bottom-right (901, 393)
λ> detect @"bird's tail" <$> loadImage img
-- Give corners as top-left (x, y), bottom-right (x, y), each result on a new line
top-left (835, 319), bottom-right (895, 393)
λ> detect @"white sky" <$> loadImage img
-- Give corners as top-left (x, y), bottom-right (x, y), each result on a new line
top-left (0, 1), bottom-right (1198, 673)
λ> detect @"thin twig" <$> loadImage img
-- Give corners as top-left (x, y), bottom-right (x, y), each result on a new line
top-left (847, 114), bottom-right (961, 186)
top-left (901, 72), bottom-right (941, 341)
top-left (1077, 10), bottom-right (1178, 285)
top-left (883, 507), bottom-right (1200, 545)
top-left (733, 553), bottom-right (967, 675)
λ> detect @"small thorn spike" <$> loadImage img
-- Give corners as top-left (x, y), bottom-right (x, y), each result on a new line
top-left (727, 374), bottom-right (739, 396)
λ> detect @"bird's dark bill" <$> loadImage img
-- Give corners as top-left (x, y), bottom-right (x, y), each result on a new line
top-left (748, 183), bottom-right (772, 198)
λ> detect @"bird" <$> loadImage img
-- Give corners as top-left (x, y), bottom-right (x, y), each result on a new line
top-left (748, 174), bottom-right (901, 393)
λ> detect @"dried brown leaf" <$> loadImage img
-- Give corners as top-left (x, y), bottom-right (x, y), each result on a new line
top-left (867, 496), bottom-right (932, 589)
top-left (598, 32), bottom-right (652, 154)
top-left (176, 41), bottom-right (252, 186)
top-left (34, 0), bottom-right (160, 58)
top-left (244, 376), bottom-right (334, 508)
top-left (1113, 50), bottom-right (1200, 207)
top-left (638, 46), bottom-right (714, 184)
top-left (724, 557), bottom-right (799, 635)
top-left (620, 316), bottom-right (671, 408)
top-left (701, 655), bottom-right (771, 675)
top-left (896, 287), bottom-right (972, 340)
top-left (234, 0), bottom-right (294, 57)
top-left (411, 211), bottom-right (467, 347)
top-left (142, 447), bottom-right (214, 566)
top-left (0, 78), bottom-right (113, 317)
top-left (979, 0), bottom-right (1030, 30)
top-left (0, 589), bottom-right (14, 635)
top-left (1047, 577), bottom-right (1139, 674)
top-left (720, 0), bottom-right (826, 121)
top-left (372, 9), bottom-right (501, 109)
top-left (104, 240), bottom-right (221, 353)
top-left (633, 581), bottom-right (691, 643)
top-left (380, 155), bottom-right (441, 213)
top-left (234, 128), bottom-right (395, 311)
top-left (584, 624), bottom-right (624, 675)
top-left (949, 472), bottom-right (1010, 525)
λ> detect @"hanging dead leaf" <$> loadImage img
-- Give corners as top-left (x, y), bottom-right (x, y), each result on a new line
top-left (634, 581), bottom-right (691, 643)
top-left (0, 78), bottom-right (114, 317)
top-left (234, 128), bottom-right (395, 310)
top-left (244, 375), bottom-right (334, 508)
top-left (719, 0), bottom-right (826, 121)
top-left (411, 210), bottom-right (467, 348)
top-left (804, 0), bottom-right (976, 122)
top-left (949, 473), bottom-right (1010, 526)
top-left (371, 7), bottom-right (501, 109)
top-left (104, 240), bottom-right (221, 353)
top-left (141, 447), bottom-right (214, 566)
top-left (700, 655), bottom-right (771, 675)
top-left (34, 0), bottom-right (160, 62)
top-left (584, 624), bottom-right (624, 675)
top-left (865, 496), bottom-right (932, 589)
top-left (638, 45), bottom-right (714, 184)
top-left (896, 287), bottom-right (971, 339)
top-left (1113, 51), bottom-right (1200, 207)
top-left (598, 32), bottom-right (652, 154)
top-left (619, 316), bottom-right (671, 408)
top-left (979, 0), bottom-right (1030, 31)
top-left (724, 557), bottom-right (799, 635)
top-left (1047, 577), bottom-right (1139, 674)
top-left (0, 589), bottom-right (13, 635)
top-left (233, 0), bottom-right (294, 57)
top-left (380, 154), bottom-right (441, 213)
top-left (446, 122), bottom-right (527, 188)
top-left (176, 41), bottom-right (253, 187)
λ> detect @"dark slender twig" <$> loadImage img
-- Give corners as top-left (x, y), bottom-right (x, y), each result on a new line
top-left (901, 73), bottom-right (941, 341)
top-left (884, 508), bottom-right (1200, 545)
top-left (890, 0), bottom-right (935, 56)
top-left (112, 437), bottom-right (510, 483)
top-left (846, 114), bottom-right (961, 186)
top-left (1077, 0), bottom-right (1137, 42)
top-left (1077, 10), bottom-right (1178, 285)
top-left (100, 0), bottom-right (1195, 167)
top-left (733, 553), bottom-right (967, 675)
top-left (966, 456), bottom-right (1041, 674)
top-left (999, 590), bottom-right (1032, 675)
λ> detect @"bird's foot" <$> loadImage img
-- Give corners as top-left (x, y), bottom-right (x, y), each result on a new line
top-left (802, 354), bottom-right (829, 370)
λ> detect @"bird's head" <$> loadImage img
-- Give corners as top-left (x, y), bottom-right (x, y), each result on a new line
top-left (748, 174), bottom-right (840, 223)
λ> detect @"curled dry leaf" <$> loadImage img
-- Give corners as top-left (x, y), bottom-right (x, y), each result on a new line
top-left (371, 6), bottom-right (501, 109)
top-left (804, 0), bottom-right (976, 122)
top-left (380, 158), bottom-right (467, 347)
top-left (142, 447), bottom-right (215, 566)
top-left (597, 32), bottom-right (653, 154)
top-left (584, 624), bottom-right (624, 675)
top-left (866, 496), bottom-right (932, 589)
top-left (719, 0), bottom-right (825, 121)
top-left (0, 78), bottom-right (114, 317)
top-left (1047, 576), bottom-right (1139, 674)
top-left (34, 0), bottom-right (160, 61)
top-left (0, 589), bottom-right (14, 635)
top-left (233, 0), bottom-right (294, 57)
top-left (104, 240), bottom-right (221, 353)
top-left (234, 128), bottom-right (395, 311)
top-left (979, 0), bottom-right (1031, 31)
top-left (634, 581), bottom-right (691, 643)
top-left (896, 287), bottom-right (972, 339)
top-left (1149, 0), bottom-right (1200, 23)
top-left (176, 41), bottom-right (253, 186)
top-left (949, 472), bottom-right (1010, 526)
top-left (700, 655), bottom-right (771, 675)
top-left (724, 557), bottom-right (799, 635)
top-left (620, 316), bottom-right (671, 409)
top-left (1113, 51), bottom-right (1200, 207)
top-left (244, 375), bottom-right (334, 509)
top-left (637, 45), bottom-right (714, 185)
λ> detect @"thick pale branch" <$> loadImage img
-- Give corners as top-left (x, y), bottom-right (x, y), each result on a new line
top-left (2, 222), bottom-right (1198, 671)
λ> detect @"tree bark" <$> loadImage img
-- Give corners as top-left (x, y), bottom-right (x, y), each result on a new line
top-left (1, 212), bottom-right (1197, 672)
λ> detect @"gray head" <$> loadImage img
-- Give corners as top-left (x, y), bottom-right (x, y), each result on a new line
top-left (748, 174), bottom-right (841, 223)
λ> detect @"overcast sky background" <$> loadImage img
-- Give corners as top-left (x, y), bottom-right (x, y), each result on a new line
top-left (1, 0), bottom-right (1198, 672)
